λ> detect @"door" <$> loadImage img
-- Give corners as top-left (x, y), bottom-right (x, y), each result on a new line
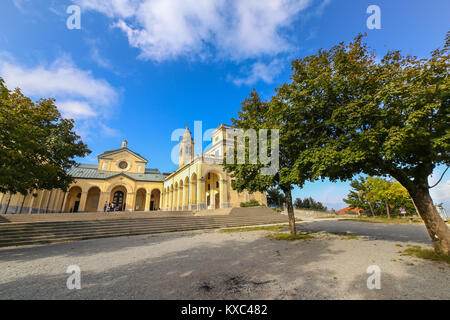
top-left (73, 201), bottom-right (80, 213)
top-left (150, 201), bottom-right (154, 211)
top-left (113, 191), bottom-right (124, 211)
top-left (215, 193), bottom-right (220, 209)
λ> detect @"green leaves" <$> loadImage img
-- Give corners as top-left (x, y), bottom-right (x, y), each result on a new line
top-left (344, 176), bottom-right (415, 216)
top-left (0, 79), bottom-right (91, 195)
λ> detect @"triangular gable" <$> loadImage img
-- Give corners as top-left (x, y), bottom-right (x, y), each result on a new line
top-left (98, 147), bottom-right (148, 164)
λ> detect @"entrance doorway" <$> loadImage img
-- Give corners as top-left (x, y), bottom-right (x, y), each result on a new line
top-left (73, 200), bottom-right (80, 213)
top-left (215, 193), bottom-right (220, 209)
top-left (113, 191), bottom-right (124, 211)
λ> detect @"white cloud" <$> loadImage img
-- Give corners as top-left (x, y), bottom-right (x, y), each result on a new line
top-left (430, 179), bottom-right (450, 202)
top-left (429, 168), bottom-right (450, 214)
top-left (91, 47), bottom-right (113, 70)
top-left (0, 54), bottom-right (120, 139)
top-left (230, 59), bottom-right (283, 86)
top-left (57, 101), bottom-right (97, 119)
top-left (74, 0), bottom-right (313, 61)
top-left (0, 56), bottom-right (117, 106)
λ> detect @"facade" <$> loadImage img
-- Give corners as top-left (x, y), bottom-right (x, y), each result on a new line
top-left (0, 124), bottom-right (266, 214)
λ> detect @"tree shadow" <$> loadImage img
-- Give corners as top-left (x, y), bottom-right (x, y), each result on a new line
top-left (0, 232), bottom-right (344, 299)
top-left (345, 259), bottom-right (450, 299)
top-left (297, 221), bottom-right (431, 244)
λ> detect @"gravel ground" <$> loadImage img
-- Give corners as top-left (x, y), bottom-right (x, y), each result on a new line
top-left (0, 221), bottom-right (448, 300)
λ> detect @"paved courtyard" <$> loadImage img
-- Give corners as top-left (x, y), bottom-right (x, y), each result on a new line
top-left (0, 221), bottom-right (448, 300)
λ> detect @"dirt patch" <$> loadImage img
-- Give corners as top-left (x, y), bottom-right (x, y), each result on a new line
top-left (198, 274), bottom-right (276, 297)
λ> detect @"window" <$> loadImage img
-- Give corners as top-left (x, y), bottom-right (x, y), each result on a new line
top-left (216, 181), bottom-right (219, 188)
top-left (119, 161), bottom-right (128, 169)
top-left (208, 184), bottom-right (210, 191)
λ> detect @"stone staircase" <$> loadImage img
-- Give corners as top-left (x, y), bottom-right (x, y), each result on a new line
top-left (0, 209), bottom-right (287, 248)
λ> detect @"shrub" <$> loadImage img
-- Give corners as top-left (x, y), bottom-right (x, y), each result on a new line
top-left (240, 199), bottom-right (260, 207)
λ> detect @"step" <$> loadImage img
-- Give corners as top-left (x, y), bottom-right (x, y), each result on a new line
top-left (0, 220), bottom-right (288, 247)
top-left (0, 218), bottom-right (287, 241)
top-left (0, 216), bottom-right (286, 234)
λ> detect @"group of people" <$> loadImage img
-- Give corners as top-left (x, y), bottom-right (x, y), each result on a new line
top-left (103, 201), bottom-right (121, 213)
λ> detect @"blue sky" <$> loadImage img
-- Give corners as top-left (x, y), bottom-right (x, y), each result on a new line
top-left (1, 0), bottom-right (449, 211)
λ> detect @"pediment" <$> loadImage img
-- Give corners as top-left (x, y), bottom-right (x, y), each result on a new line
top-left (98, 148), bottom-right (148, 164)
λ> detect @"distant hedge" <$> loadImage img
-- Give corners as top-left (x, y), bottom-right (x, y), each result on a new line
top-left (240, 199), bottom-right (260, 207)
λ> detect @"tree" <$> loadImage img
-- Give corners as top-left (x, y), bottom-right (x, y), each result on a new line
top-left (223, 91), bottom-right (301, 236)
top-left (266, 188), bottom-right (286, 207)
top-left (294, 197), bottom-right (327, 211)
top-left (343, 177), bottom-right (375, 216)
top-left (272, 34), bottom-right (449, 254)
top-left (0, 78), bottom-right (91, 203)
top-left (345, 176), bottom-right (415, 218)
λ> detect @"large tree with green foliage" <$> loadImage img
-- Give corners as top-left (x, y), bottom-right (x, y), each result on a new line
top-left (226, 33), bottom-right (449, 254)
top-left (275, 33), bottom-right (450, 254)
top-left (223, 91), bottom-right (300, 236)
top-left (0, 78), bottom-right (91, 204)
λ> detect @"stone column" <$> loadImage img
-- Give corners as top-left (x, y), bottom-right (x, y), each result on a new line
top-left (220, 179), bottom-right (229, 208)
top-left (127, 192), bottom-right (136, 212)
top-left (159, 191), bottom-right (163, 210)
top-left (197, 178), bottom-right (206, 210)
top-left (145, 192), bottom-right (151, 211)
top-left (178, 187), bottom-right (182, 211)
top-left (165, 191), bottom-right (168, 209)
top-left (44, 190), bottom-right (54, 213)
top-left (97, 192), bottom-right (109, 212)
top-left (61, 192), bottom-right (69, 213)
top-left (22, 194), bottom-right (35, 214)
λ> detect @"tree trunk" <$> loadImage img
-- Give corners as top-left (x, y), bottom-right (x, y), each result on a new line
top-left (408, 186), bottom-right (450, 256)
top-left (19, 194), bottom-right (26, 214)
top-left (3, 194), bottom-right (11, 214)
top-left (368, 202), bottom-right (376, 217)
top-left (283, 188), bottom-right (297, 236)
top-left (385, 200), bottom-right (391, 219)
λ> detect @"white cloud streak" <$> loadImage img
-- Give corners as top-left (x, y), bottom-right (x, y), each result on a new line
top-left (0, 54), bottom-right (120, 138)
top-left (74, 0), bottom-right (313, 62)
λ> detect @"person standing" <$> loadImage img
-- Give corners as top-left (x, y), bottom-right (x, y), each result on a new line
top-left (103, 201), bottom-right (108, 213)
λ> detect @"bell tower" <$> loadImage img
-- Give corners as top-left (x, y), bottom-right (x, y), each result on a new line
top-left (179, 124), bottom-right (194, 168)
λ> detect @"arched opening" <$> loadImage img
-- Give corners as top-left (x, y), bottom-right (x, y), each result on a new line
top-left (150, 189), bottom-right (161, 211)
top-left (191, 173), bottom-right (197, 207)
top-left (135, 188), bottom-right (146, 211)
top-left (110, 186), bottom-right (127, 212)
top-left (178, 180), bottom-right (184, 209)
top-left (64, 186), bottom-right (82, 213)
top-left (85, 187), bottom-right (101, 212)
top-left (205, 172), bottom-right (220, 209)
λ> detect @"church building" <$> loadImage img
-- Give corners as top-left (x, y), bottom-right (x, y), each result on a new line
top-left (0, 124), bottom-right (266, 214)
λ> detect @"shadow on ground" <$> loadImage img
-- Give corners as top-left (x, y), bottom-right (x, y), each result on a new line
top-left (0, 232), bottom-right (345, 299)
top-left (297, 220), bottom-right (431, 244)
